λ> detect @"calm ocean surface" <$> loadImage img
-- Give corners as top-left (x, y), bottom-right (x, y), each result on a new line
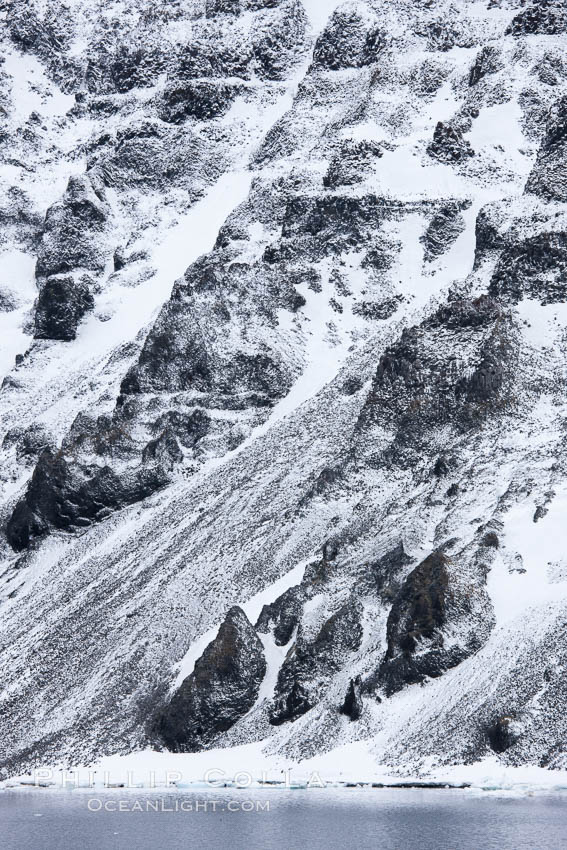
top-left (2, 787), bottom-right (567, 850)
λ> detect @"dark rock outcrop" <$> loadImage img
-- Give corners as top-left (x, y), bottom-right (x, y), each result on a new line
top-left (177, 39), bottom-right (251, 80)
top-left (433, 455), bottom-right (451, 478)
top-left (421, 202), bottom-right (468, 261)
top-left (473, 203), bottom-right (508, 268)
top-left (34, 275), bottom-right (95, 341)
top-left (251, 0), bottom-right (308, 81)
top-left (312, 6), bottom-right (383, 71)
top-left (157, 607), bottom-right (266, 752)
top-left (270, 602), bottom-right (363, 724)
top-left (355, 542), bottom-right (412, 602)
top-left (356, 294), bottom-right (514, 467)
top-left (35, 172), bottom-right (110, 281)
top-left (2, 424), bottom-right (53, 463)
top-left (141, 429), bottom-right (183, 470)
top-left (149, 409), bottom-right (211, 451)
top-left (281, 194), bottom-right (392, 251)
top-left (507, 3), bottom-right (567, 36)
top-left (159, 81), bottom-right (243, 124)
top-left (487, 715), bottom-right (521, 754)
top-left (378, 542), bottom-right (493, 696)
top-left (6, 447), bottom-right (169, 551)
top-left (340, 675), bottom-right (363, 721)
top-left (95, 45), bottom-right (164, 95)
top-left (427, 122), bottom-right (474, 164)
top-left (379, 549), bottom-right (450, 694)
top-left (206, 0), bottom-right (242, 16)
top-left (256, 584), bottom-right (303, 646)
top-left (33, 171), bottom-right (111, 339)
top-left (525, 96), bottom-right (567, 202)
top-left (118, 254), bottom-right (296, 406)
top-left (468, 46), bottom-right (502, 86)
top-left (427, 294), bottom-right (503, 330)
top-left (323, 140), bottom-right (382, 189)
top-left (482, 532), bottom-right (499, 549)
top-left (424, 17), bottom-right (473, 52)
top-left (269, 680), bottom-right (313, 726)
top-left (353, 297), bottom-right (401, 323)
top-left (490, 230), bottom-right (567, 304)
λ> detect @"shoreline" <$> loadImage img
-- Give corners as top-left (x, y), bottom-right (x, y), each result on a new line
top-left (3, 741), bottom-right (567, 797)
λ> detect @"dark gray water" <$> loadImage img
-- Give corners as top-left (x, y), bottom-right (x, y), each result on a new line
top-left (2, 788), bottom-right (567, 850)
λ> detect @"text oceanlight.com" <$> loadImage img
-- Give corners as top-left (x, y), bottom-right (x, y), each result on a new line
top-left (87, 799), bottom-right (270, 813)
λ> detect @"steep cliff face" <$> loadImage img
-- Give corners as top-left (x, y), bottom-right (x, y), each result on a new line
top-left (1, 0), bottom-right (567, 779)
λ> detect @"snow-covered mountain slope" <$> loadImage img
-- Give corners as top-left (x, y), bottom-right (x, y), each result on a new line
top-left (1, 0), bottom-right (567, 778)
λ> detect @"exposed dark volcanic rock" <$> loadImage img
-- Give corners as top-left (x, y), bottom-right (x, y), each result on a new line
top-left (312, 5), bottom-right (383, 71)
top-left (270, 601), bottom-right (363, 724)
top-left (6, 0), bottom-right (311, 347)
top-left (468, 45), bottom-right (502, 87)
top-left (355, 294), bottom-right (516, 469)
top-left (32, 172), bottom-right (111, 339)
top-left (156, 606), bottom-right (266, 752)
top-left (323, 139), bottom-right (383, 189)
top-left (158, 81), bottom-right (244, 124)
top-left (256, 584), bottom-right (304, 646)
top-left (421, 201), bottom-right (469, 262)
top-left (35, 173), bottom-right (111, 282)
top-left (119, 255), bottom-right (297, 404)
top-left (6, 445), bottom-right (170, 551)
top-left (427, 121), bottom-right (475, 164)
top-left (525, 95), bottom-right (567, 201)
top-left (379, 546), bottom-right (448, 693)
top-left (473, 202), bottom-right (510, 269)
top-left (2, 423), bottom-right (53, 463)
top-left (354, 542), bottom-right (413, 603)
top-left (490, 230), bottom-right (567, 304)
top-left (376, 536), bottom-right (495, 697)
top-left (487, 715), bottom-right (522, 754)
top-left (507, 3), bottom-right (567, 37)
top-left (34, 275), bottom-right (95, 341)
top-left (340, 675), bottom-right (363, 721)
